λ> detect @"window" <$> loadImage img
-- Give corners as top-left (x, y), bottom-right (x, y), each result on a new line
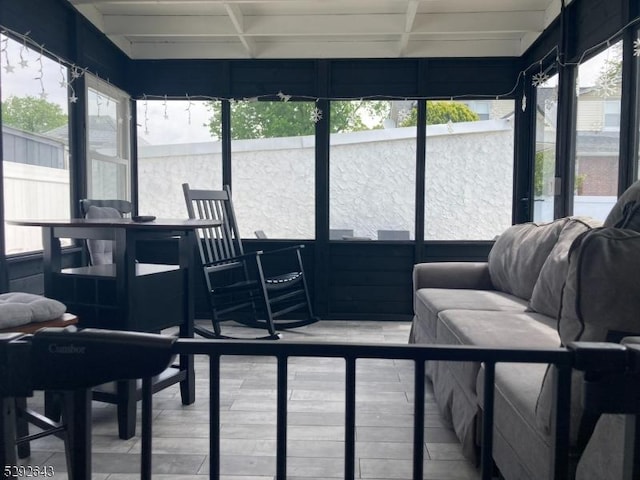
top-left (137, 100), bottom-right (222, 217)
top-left (534, 74), bottom-right (559, 223)
top-left (86, 75), bottom-right (131, 200)
top-left (603, 100), bottom-right (621, 129)
top-left (573, 41), bottom-right (621, 220)
top-left (424, 100), bottom-right (514, 240)
top-left (330, 100), bottom-right (415, 241)
top-left (1, 35), bottom-right (70, 254)
top-left (231, 100), bottom-right (315, 239)
top-left (463, 101), bottom-right (491, 120)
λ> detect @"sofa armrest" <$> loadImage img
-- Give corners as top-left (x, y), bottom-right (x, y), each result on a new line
top-left (412, 262), bottom-right (494, 292)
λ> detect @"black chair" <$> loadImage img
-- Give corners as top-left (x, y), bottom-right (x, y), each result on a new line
top-left (73, 199), bottom-right (183, 440)
top-left (79, 199), bottom-right (133, 265)
top-left (182, 183), bottom-right (319, 339)
top-left (0, 314), bottom-right (78, 474)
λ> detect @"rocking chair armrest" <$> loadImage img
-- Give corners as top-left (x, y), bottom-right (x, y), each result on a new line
top-left (201, 250), bottom-right (264, 268)
top-left (256, 244), bottom-right (305, 257)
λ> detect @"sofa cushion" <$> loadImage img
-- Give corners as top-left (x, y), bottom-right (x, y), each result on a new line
top-left (604, 179), bottom-right (640, 231)
top-left (558, 228), bottom-right (640, 344)
top-left (413, 288), bottom-right (528, 343)
top-left (536, 227), bottom-right (640, 445)
top-left (432, 310), bottom-right (560, 463)
top-left (488, 218), bottom-right (568, 300)
top-left (528, 217), bottom-right (602, 319)
top-left (477, 363), bottom-right (552, 480)
top-left (437, 310), bottom-right (560, 392)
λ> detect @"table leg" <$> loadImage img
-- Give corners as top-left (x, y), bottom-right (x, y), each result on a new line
top-left (179, 232), bottom-right (196, 405)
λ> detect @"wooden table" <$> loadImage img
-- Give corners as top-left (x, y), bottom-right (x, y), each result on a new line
top-left (8, 218), bottom-right (220, 439)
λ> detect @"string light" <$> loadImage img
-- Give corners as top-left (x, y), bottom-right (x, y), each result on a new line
top-left (0, 14), bottom-right (638, 133)
top-left (185, 94), bottom-right (193, 125)
top-left (18, 32), bottom-right (29, 68)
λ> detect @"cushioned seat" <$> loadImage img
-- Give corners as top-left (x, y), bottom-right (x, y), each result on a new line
top-left (0, 292), bottom-right (67, 330)
top-left (477, 363), bottom-right (551, 480)
top-left (413, 288), bottom-right (528, 343)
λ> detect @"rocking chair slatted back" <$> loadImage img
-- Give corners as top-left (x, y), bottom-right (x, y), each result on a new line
top-left (183, 185), bottom-right (243, 267)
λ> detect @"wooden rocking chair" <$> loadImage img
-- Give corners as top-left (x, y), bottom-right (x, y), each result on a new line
top-left (182, 183), bottom-right (319, 339)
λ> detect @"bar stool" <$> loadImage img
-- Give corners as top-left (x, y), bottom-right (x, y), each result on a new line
top-left (0, 294), bottom-right (77, 471)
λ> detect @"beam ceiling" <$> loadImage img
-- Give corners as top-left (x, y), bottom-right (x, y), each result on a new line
top-left (66, 0), bottom-right (567, 59)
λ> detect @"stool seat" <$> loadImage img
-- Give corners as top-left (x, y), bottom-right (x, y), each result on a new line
top-left (0, 313), bottom-right (78, 334)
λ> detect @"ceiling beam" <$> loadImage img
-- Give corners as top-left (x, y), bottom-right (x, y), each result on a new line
top-left (103, 15), bottom-right (237, 36)
top-left (127, 37), bottom-right (523, 60)
top-left (224, 3), bottom-right (255, 57)
top-left (102, 11), bottom-right (543, 37)
top-left (399, 0), bottom-right (419, 56)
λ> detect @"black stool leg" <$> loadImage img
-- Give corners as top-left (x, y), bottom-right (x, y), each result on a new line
top-left (14, 398), bottom-right (30, 458)
top-left (2, 398), bottom-right (18, 469)
top-left (117, 380), bottom-right (137, 440)
top-left (64, 389), bottom-right (91, 480)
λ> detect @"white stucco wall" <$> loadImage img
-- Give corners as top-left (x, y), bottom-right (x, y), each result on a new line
top-left (138, 119), bottom-right (516, 240)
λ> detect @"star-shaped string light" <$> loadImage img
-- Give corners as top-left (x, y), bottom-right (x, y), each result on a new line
top-left (532, 71), bottom-right (549, 87)
top-left (277, 91), bottom-right (291, 102)
top-left (310, 107), bottom-right (323, 123)
top-left (596, 74), bottom-right (617, 98)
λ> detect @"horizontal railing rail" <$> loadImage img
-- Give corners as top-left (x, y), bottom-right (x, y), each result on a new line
top-left (136, 340), bottom-right (577, 480)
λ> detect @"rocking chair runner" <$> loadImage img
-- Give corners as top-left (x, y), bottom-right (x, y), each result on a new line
top-left (182, 183), bottom-right (319, 339)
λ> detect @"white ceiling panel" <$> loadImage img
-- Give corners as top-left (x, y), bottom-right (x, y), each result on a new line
top-left (67, 0), bottom-right (562, 59)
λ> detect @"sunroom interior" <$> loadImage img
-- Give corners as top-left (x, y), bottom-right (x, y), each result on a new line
top-left (0, 0), bottom-right (638, 321)
top-left (1, 0), bottom-right (640, 477)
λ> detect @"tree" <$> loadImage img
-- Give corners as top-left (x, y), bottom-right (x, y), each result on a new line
top-left (398, 101), bottom-right (479, 127)
top-left (1, 96), bottom-right (68, 133)
top-left (207, 99), bottom-right (390, 140)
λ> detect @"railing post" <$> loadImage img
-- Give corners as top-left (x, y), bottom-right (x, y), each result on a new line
top-left (210, 356), bottom-right (221, 480)
top-left (550, 364), bottom-right (571, 480)
top-left (480, 362), bottom-right (495, 480)
top-left (344, 357), bottom-right (356, 480)
top-left (622, 414), bottom-right (640, 480)
top-left (276, 356), bottom-right (288, 480)
top-left (141, 377), bottom-right (153, 480)
top-left (413, 360), bottom-right (425, 480)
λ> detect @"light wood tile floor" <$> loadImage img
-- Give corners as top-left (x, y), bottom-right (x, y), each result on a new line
top-left (17, 320), bottom-right (480, 480)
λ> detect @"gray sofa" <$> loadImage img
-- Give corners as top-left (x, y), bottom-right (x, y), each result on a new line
top-left (409, 181), bottom-right (640, 480)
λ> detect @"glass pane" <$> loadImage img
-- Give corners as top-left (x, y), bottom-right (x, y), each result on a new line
top-left (330, 100), bottom-right (415, 241)
top-left (1, 35), bottom-right (71, 254)
top-left (534, 74), bottom-right (559, 222)
top-left (137, 100), bottom-right (222, 217)
top-left (231, 100), bottom-right (315, 239)
top-left (424, 100), bottom-right (514, 240)
top-left (573, 41), bottom-right (622, 220)
top-left (87, 76), bottom-right (131, 200)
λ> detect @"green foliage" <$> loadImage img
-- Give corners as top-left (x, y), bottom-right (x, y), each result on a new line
top-left (534, 149), bottom-right (555, 196)
top-left (207, 100), bottom-right (391, 140)
top-left (398, 101), bottom-right (479, 127)
top-left (534, 149), bottom-right (586, 196)
top-left (1, 96), bottom-right (68, 133)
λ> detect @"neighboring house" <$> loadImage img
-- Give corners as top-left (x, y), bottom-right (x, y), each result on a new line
top-left (1, 124), bottom-right (67, 169)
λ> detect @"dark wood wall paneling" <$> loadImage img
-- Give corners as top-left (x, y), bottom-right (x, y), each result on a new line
top-left (328, 242), bottom-right (414, 320)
